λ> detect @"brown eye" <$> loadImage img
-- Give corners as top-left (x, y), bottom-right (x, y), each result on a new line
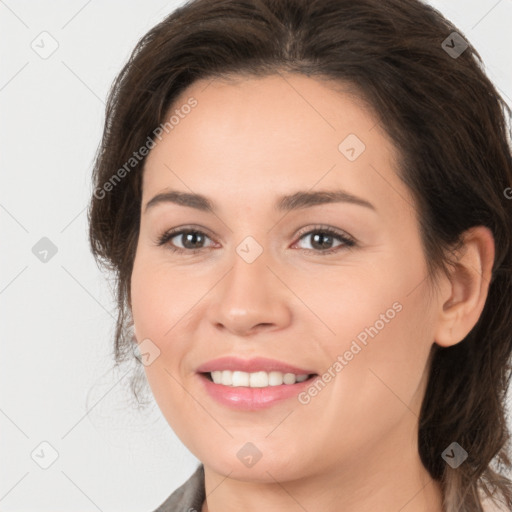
top-left (156, 229), bottom-right (215, 254)
top-left (293, 226), bottom-right (356, 255)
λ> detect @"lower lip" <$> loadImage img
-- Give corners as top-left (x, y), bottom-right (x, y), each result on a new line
top-left (197, 373), bottom-right (318, 410)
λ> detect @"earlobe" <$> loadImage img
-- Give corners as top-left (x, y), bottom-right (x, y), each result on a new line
top-left (433, 226), bottom-right (495, 348)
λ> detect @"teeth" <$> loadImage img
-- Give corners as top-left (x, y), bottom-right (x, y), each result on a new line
top-left (209, 370), bottom-right (310, 387)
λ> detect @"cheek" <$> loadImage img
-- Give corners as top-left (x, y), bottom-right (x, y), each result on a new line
top-left (130, 255), bottom-right (203, 389)
top-left (318, 276), bottom-right (435, 431)
top-left (131, 258), bottom-right (205, 448)
top-left (130, 254), bottom-right (186, 343)
top-left (130, 259), bottom-right (177, 385)
top-left (307, 246), bottom-right (435, 417)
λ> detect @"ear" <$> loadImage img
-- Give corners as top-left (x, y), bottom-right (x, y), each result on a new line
top-left (434, 226), bottom-right (495, 348)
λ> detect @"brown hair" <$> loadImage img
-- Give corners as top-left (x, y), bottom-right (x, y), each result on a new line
top-left (87, 0), bottom-right (512, 510)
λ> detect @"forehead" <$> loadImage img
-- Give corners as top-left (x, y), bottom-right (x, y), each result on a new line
top-left (141, 73), bottom-right (416, 219)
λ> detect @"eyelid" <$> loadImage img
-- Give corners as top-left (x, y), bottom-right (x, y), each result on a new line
top-left (294, 224), bottom-right (355, 244)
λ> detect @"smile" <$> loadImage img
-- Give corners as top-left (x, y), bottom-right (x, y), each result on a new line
top-left (197, 371), bottom-right (319, 410)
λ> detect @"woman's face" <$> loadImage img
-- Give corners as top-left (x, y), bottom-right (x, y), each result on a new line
top-left (131, 73), bottom-right (441, 482)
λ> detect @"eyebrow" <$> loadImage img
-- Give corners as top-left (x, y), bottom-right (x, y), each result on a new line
top-left (144, 189), bottom-right (376, 214)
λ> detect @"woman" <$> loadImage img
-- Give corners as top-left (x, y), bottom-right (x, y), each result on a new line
top-left (87, 0), bottom-right (512, 510)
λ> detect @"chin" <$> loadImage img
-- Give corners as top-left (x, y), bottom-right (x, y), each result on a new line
top-left (201, 449), bottom-right (311, 483)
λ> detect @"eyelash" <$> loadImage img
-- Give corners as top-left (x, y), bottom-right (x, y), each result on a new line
top-left (155, 225), bottom-right (356, 256)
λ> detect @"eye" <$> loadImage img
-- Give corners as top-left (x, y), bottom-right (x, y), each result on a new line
top-left (156, 227), bottom-right (216, 254)
top-left (293, 225), bottom-right (355, 255)
top-left (155, 224), bottom-right (356, 255)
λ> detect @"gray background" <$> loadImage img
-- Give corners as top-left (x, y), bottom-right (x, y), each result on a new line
top-left (1, 0), bottom-right (511, 510)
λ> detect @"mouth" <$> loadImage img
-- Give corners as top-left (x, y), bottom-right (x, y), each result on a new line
top-left (197, 370), bottom-right (320, 411)
top-left (195, 356), bottom-right (319, 410)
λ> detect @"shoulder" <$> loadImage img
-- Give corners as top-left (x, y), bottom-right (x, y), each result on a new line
top-left (151, 464), bottom-right (205, 512)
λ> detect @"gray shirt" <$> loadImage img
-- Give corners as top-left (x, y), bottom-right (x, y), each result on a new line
top-left (152, 464), bottom-right (205, 512)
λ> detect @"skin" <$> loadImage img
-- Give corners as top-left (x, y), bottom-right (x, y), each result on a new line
top-left (130, 73), bottom-right (495, 512)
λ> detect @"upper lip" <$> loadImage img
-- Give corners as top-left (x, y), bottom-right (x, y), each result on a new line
top-left (196, 356), bottom-right (316, 375)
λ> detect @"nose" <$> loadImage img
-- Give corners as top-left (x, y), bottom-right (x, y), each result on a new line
top-left (206, 248), bottom-right (292, 337)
